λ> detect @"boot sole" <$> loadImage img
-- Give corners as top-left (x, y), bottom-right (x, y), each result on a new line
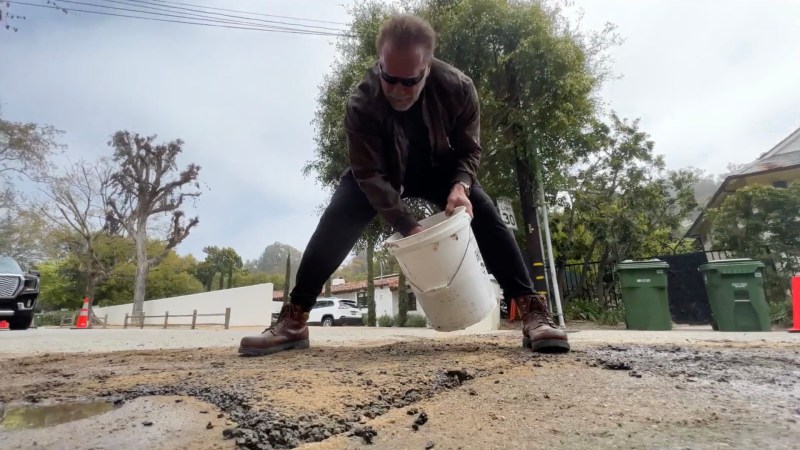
top-left (238, 339), bottom-right (310, 357)
top-left (523, 336), bottom-right (571, 353)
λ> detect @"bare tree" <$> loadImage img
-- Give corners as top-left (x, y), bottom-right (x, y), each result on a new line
top-left (0, 114), bottom-right (64, 264)
top-left (38, 157), bottom-right (120, 302)
top-left (0, 114), bottom-right (62, 182)
top-left (106, 131), bottom-right (201, 319)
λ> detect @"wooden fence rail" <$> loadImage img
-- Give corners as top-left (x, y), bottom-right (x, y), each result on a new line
top-left (123, 308), bottom-right (231, 330)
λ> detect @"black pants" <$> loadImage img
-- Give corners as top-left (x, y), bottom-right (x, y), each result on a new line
top-left (289, 170), bottom-right (535, 310)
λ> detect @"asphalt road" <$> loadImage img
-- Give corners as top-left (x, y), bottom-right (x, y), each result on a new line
top-left (1, 327), bottom-right (798, 450)
top-left (1, 325), bottom-right (796, 358)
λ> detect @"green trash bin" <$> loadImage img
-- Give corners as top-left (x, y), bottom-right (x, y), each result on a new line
top-left (698, 259), bottom-right (770, 332)
top-left (616, 259), bottom-right (672, 330)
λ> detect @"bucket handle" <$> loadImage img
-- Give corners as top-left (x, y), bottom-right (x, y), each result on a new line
top-left (405, 227), bottom-right (474, 295)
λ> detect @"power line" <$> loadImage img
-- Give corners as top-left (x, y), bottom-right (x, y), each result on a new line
top-left (36, 0), bottom-right (346, 34)
top-left (90, 0), bottom-right (349, 33)
top-left (9, 1), bottom-right (351, 36)
top-left (116, 0), bottom-right (349, 32)
top-left (147, 0), bottom-right (349, 26)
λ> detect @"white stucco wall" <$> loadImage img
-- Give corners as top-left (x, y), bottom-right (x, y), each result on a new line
top-left (93, 283), bottom-right (278, 327)
top-left (375, 287), bottom-right (393, 318)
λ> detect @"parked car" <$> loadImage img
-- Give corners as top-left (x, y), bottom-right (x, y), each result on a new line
top-left (0, 256), bottom-right (40, 330)
top-left (308, 297), bottom-right (363, 326)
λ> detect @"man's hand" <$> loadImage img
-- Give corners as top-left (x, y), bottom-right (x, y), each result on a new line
top-left (446, 183), bottom-right (473, 217)
top-left (405, 225), bottom-right (424, 237)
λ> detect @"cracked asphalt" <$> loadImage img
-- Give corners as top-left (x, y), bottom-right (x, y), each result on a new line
top-left (1, 326), bottom-right (798, 449)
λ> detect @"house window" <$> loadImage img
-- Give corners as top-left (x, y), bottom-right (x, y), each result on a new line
top-left (407, 292), bottom-right (417, 311)
top-left (773, 180), bottom-right (788, 189)
top-left (357, 291), bottom-right (368, 309)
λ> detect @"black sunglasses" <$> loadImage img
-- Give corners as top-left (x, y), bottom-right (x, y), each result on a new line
top-left (378, 64), bottom-right (426, 87)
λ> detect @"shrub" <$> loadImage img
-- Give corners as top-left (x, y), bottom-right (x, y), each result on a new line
top-left (769, 299), bottom-right (792, 327)
top-left (377, 314), bottom-right (394, 327)
top-left (564, 299), bottom-right (601, 322)
top-left (405, 314), bottom-right (428, 328)
top-left (598, 307), bottom-right (625, 326)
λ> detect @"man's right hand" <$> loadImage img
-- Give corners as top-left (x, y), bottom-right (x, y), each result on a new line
top-left (405, 225), bottom-right (424, 237)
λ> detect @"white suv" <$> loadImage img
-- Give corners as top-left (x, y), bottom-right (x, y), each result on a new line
top-left (308, 297), bottom-right (363, 327)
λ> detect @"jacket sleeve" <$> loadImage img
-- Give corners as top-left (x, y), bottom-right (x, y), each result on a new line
top-left (450, 78), bottom-right (482, 188)
top-left (345, 101), bottom-right (419, 236)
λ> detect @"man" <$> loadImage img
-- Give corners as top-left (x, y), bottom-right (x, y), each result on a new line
top-left (239, 14), bottom-right (569, 356)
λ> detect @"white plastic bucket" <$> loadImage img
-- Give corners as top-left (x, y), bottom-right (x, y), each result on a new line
top-left (384, 206), bottom-right (496, 332)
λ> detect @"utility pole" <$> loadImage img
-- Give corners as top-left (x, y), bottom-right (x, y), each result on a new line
top-left (514, 156), bottom-right (549, 297)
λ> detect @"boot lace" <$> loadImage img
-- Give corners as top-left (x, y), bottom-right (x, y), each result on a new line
top-left (262, 304), bottom-right (291, 334)
top-left (520, 295), bottom-right (556, 327)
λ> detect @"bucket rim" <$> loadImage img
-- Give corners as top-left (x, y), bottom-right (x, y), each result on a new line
top-left (384, 206), bottom-right (470, 250)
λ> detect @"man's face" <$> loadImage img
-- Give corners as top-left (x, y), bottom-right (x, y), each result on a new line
top-left (379, 42), bottom-right (430, 111)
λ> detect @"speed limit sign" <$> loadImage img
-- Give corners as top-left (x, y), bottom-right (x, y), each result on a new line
top-left (496, 197), bottom-right (518, 230)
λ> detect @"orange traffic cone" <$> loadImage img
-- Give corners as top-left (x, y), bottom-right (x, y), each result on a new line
top-left (509, 299), bottom-right (518, 322)
top-left (0, 320), bottom-right (9, 331)
top-left (71, 297), bottom-right (92, 330)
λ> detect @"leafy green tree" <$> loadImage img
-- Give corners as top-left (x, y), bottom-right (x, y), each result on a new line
top-left (304, 0), bottom-right (618, 296)
top-left (145, 250), bottom-right (205, 300)
top-left (95, 242), bottom-right (204, 306)
top-left (231, 270), bottom-right (283, 290)
top-left (245, 242), bottom-right (302, 274)
top-left (35, 258), bottom-right (83, 311)
top-left (553, 114), bottom-right (699, 304)
top-left (707, 181), bottom-right (800, 305)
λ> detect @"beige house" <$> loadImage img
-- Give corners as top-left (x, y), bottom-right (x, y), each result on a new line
top-left (687, 126), bottom-right (800, 249)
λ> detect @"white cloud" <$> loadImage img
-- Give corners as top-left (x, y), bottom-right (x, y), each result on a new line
top-left (568, 0), bottom-right (800, 172)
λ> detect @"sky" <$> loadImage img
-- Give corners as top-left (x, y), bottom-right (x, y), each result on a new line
top-left (1, 0), bottom-right (799, 262)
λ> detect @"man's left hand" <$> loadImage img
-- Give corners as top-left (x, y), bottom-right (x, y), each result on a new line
top-left (446, 184), bottom-right (473, 217)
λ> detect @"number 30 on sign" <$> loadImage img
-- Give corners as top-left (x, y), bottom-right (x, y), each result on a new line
top-left (496, 197), bottom-right (518, 230)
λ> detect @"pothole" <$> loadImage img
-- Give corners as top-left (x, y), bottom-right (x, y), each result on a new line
top-left (0, 400), bottom-right (119, 430)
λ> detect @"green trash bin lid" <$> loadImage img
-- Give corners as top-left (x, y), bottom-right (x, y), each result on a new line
top-left (616, 259), bottom-right (669, 270)
top-left (698, 258), bottom-right (765, 274)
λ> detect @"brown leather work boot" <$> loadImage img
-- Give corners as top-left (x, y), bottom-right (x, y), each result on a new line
top-left (516, 294), bottom-right (570, 353)
top-left (238, 303), bottom-right (310, 356)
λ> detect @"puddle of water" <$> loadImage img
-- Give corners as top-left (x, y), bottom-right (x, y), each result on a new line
top-left (1, 400), bottom-right (118, 430)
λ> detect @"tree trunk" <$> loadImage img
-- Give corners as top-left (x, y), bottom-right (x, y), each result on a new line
top-left (283, 255), bottom-right (291, 305)
top-left (367, 238), bottom-right (376, 327)
top-left (227, 265), bottom-right (233, 289)
top-left (131, 226), bottom-right (149, 323)
top-left (324, 278), bottom-right (332, 297)
top-left (397, 270), bottom-right (408, 327)
top-left (85, 248), bottom-right (98, 304)
top-left (218, 270), bottom-right (224, 290)
top-left (86, 273), bottom-right (97, 305)
top-left (515, 154), bottom-right (549, 297)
